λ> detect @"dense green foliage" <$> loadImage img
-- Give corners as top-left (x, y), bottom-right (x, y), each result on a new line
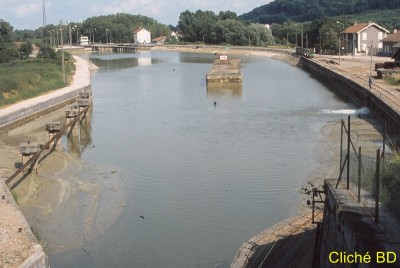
top-left (342, 9), bottom-right (400, 31)
top-left (0, 50), bottom-right (75, 107)
top-left (18, 40), bottom-right (33, 59)
top-left (271, 18), bottom-right (347, 52)
top-left (382, 156), bottom-right (400, 213)
top-left (178, 10), bottom-right (275, 46)
top-left (0, 20), bottom-right (18, 63)
top-left (241, 0), bottom-right (400, 25)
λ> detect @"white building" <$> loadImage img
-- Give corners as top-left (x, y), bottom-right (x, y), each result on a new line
top-left (134, 28), bottom-right (151, 44)
top-left (80, 36), bottom-right (89, 45)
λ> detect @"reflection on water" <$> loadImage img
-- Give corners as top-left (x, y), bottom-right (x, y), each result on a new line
top-left (138, 57), bottom-right (151, 66)
top-left (179, 52), bottom-right (215, 64)
top-left (207, 83), bottom-right (243, 96)
top-left (89, 53), bottom-right (167, 70)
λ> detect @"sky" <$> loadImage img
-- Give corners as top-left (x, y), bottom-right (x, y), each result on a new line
top-left (1, 0), bottom-right (273, 30)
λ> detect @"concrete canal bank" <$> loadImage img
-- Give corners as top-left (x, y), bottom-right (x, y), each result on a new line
top-left (0, 55), bottom-right (94, 267)
top-left (300, 56), bottom-right (400, 132)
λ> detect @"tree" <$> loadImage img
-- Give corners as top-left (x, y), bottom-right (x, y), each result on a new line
top-left (0, 20), bottom-right (18, 63)
top-left (178, 10), bottom-right (197, 42)
top-left (218, 11), bottom-right (238, 20)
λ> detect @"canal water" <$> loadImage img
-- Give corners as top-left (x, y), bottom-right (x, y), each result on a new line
top-left (23, 51), bottom-right (357, 267)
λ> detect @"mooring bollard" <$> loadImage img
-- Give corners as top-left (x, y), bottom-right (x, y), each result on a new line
top-left (19, 141), bottom-right (40, 172)
top-left (45, 121), bottom-right (62, 148)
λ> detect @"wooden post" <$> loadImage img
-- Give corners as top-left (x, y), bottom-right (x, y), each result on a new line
top-left (358, 146), bottom-right (362, 203)
top-left (347, 115), bottom-right (351, 190)
top-left (375, 148), bottom-right (380, 223)
top-left (340, 119), bottom-right (344, 176)
top-left (383, 122), bottom-right (386, 164)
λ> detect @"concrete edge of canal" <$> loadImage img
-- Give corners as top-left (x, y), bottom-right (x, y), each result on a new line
top-left (0, 55), bottom-right (94, 267)
top-left (0, 179), bottom-right (47, 268)
top-left (232, 54), bottom-right (400, 267)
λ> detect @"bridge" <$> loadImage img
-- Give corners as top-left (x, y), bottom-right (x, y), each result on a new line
top-left (89, 44), bottom-right (152, 53)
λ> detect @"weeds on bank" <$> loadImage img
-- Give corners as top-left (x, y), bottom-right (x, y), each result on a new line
top-left (0, 53), bottom-right (75, 107)
top-left (11, 190), bottom-right (18, 204)
top-left (382, 155), bottom-right (400, 214)
top-left (385, 76), bottom-right (400, 86)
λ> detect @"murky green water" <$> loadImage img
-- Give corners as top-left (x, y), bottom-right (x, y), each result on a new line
top-left (21, 51), bottom-right (356, 267)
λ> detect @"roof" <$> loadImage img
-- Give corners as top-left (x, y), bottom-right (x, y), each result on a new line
top-left (394, 42), bottom-right (400, 48)
top-left (134, 27), bottom-right (149, 34)
top-left (342, 22), bottom-right (390, 34)
top-left (382, 31), bottom-right (400, 43)
top-left (152, 36), bottom-right (167, 42)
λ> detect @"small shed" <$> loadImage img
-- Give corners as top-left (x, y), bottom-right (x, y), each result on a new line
top-left (392, 44), bottom-right (400, 64)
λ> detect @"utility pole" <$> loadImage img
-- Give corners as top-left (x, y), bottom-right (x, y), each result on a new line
top-left (319, 30), bottom-right (322, 55)
top-left (69, 23), bottom-right (72, 47)
top-left (42, 0), bottom-right (46, 43)
top-left (337, 21), bottom-right (344, 64)
top-left (301, 27), bottom-right (303, 48)
top-left (369, 41), bottom-right (373, 89)
top-left (287, 32), bottom-right (289, 48)
top-left (339, 35), bottom-right (341, 64)
top-left (306, 34), bottom-right (308, 49)
top-left (60, 21), bottom-right (66, 85)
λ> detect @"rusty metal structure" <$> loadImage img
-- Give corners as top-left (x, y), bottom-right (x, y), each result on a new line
top-left (6, 91), bottom-right (92, 187)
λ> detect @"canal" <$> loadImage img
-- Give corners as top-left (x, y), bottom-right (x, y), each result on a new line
top-left (16, 51), bottom-right (357, 267)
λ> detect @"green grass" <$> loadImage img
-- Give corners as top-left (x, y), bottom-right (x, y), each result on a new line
top-left (0, 56), bottom-right (75, 107)
top-left (11, 190), bottom-right (18, 203)
top-left (385, 76), bottom-right (400, 86)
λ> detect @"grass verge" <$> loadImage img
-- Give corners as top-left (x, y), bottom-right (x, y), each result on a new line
top-left (0, 52), bottom-right (75, 107)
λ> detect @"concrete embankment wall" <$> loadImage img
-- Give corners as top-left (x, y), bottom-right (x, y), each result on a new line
top-left (300, 57), bottom-right (400, 132)
top-left (0, 180), bottom-right (47, 268)
top-left (0, 85), bottom-right (90, 135)
top-left (319, 180), bottom-right (400, 267)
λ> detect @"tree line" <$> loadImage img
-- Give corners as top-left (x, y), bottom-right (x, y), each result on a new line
top-left (178, 10), bottom-right (275, 46)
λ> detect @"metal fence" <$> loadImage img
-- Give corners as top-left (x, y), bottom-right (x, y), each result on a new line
top-left (336, 116), bottom-right (399, 222)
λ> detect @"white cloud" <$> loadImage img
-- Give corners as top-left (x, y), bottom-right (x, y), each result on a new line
top-left (15, 3), bottom-right (41, 19)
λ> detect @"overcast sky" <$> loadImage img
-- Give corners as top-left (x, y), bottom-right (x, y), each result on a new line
top-left (1, 0), bottom-right (273, 30)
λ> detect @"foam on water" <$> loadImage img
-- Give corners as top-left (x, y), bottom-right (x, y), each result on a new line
top-left (321, 107), bottom-right (370, 116)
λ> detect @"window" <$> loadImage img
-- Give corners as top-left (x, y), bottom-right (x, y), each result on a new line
top-left (362, 32), bottom-right (367, 40)
top-left (378, 32), bottom-right (383, 40)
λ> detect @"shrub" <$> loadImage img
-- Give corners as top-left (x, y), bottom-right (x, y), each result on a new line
top-left (382, 156), bottom-right (400, 212)
top-left (18, 41), bottom-right (33, 59)
top-left (38, 45), bottom-right (56, 59)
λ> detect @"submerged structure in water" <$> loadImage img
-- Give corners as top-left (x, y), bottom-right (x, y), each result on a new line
top-left (206, 54), bottom-right (242, 96)
top-left (206, 54), bottom-right (242, 85)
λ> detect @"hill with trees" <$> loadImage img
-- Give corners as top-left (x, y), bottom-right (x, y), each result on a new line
top-left (241, 0), bottom-right (400, 25)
